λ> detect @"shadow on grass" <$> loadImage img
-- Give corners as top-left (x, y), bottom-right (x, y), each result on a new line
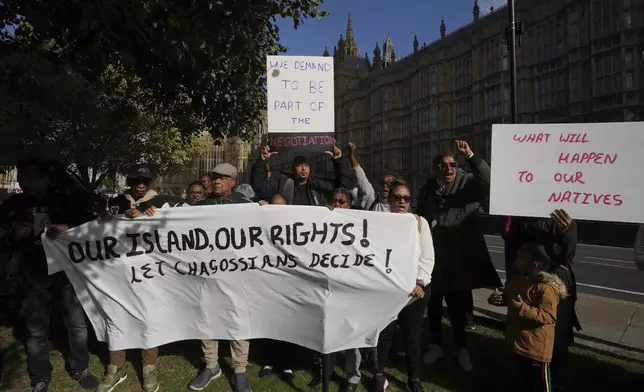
top-left (380, 315), bottom-right (644, 392)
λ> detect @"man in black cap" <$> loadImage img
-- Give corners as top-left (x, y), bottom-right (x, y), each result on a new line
top-left (109, 164), bottom-right (185, 216)
top-left (250, 145), bottom-right (353, 206)
top-left (99, 164), bottom-right (184, 392)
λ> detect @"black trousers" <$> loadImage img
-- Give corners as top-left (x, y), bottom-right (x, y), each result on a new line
top-left (465, 290), bottom-right (474, 324)
top-left (428, 290), bottom-right (467, 348)
top-left (375, 297), bottom-right (427, 381)
top-left (264, 340), bottom-right (297, 370)
top-left (516, 354), bottom-right (552, 392)
top-left (20, 272), bottom-right (89, 384)
top-left (551, 296), bottom-right (575, 389)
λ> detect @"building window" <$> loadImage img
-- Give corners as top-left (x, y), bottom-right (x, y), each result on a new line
top-left (625, 72), bottom-right (633, 89)
top-left (430, 106), bottom-right (438, 130)
top-left (594, 52), bottom-right (622, 95)
top-left (430, 67), bottom-right (438, 95)
top-left (454, 99), bottom-right (471, 127)
top-left (455, 56), bottom-right (472, 90)
top-left (625, 49), bottom-right (633, 69)
top-left (503, 86), bottom-right (510, 116)
top-left (537, 17), bottom-right (564, 63)
top-left (538, 72), bottom-right (565, 110)
top-left (486, 36), bottom-right (508, 75)
top-left (383, 87), bottom-right (389, 111)
top-left (594, 0), bottom-right (620, 39)
top-left (623, 0), bottom-right (632, 28)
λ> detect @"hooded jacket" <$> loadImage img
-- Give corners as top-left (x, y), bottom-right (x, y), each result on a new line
top-left (416, 154), bottom-right (500, 291)
top-left (504, 271), bottom-right (568, 363)
top-left (250, 157), bottom-right (354, 206)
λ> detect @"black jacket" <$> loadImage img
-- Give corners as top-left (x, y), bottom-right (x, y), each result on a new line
top-left (505, 217), bottom-right (578, 300)
top-left (416, 155), bottom-right (501, 291)
top-left (0, 191), bottom-right (102, 278)
top-left (250, 157), bottom-right (354, 206)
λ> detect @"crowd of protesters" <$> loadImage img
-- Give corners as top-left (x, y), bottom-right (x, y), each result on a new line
top-left (0, 140), bottom-right (582, 392)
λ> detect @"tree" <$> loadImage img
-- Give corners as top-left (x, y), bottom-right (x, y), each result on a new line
top-left (0, 0), bottom-right (327, 139)
top-left (0, 47), bottom-right (213, 190)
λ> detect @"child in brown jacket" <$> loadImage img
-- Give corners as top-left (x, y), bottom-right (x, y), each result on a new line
top-left (488, 242), bottom-right (568, 392)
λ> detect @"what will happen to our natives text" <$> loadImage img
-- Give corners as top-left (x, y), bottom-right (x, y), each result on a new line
top-left (512, 132), bottom-right (622, 207)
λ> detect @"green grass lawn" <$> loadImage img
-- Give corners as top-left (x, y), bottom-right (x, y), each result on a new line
top-left (1, 316), bottom-right (644, 392)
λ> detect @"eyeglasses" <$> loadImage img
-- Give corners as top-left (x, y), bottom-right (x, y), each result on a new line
top-left (331, 198), bottom-right (348, 205)
top-left (390, 195), bottom-right (411, 203)
top-left (439, 162), bottom-right (458, 170)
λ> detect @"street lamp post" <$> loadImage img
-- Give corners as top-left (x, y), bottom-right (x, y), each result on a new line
top-left (507, 0), bottom-right (519, 124)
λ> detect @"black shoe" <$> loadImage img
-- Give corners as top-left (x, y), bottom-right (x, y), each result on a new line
top-left (308, 377), bottom-right (323, 390)
top-left (72, 369), bottom-right (101, 390)
top-left (259, 366), bottom-right (273, 378)
top-left (407, 379), bottom-right (424, 392)
top-left (341, 382), bottom-right (359, 392)
top-left (282, 370), bottom-right (294, 384)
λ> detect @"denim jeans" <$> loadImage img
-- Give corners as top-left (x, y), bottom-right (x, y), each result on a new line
top-left (20, 272), bottom-right (89, 384)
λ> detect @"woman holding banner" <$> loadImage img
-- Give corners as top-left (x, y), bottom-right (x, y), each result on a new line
top-left (372, 180), bottom-right (435, 392)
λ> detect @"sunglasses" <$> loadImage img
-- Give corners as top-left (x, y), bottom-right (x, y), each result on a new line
top-left (331, 198), bottom-right (348, 204)
top-left (390, 195), bottom-right (411, 203)
top-left (439, 162), bottom-right (459, 169)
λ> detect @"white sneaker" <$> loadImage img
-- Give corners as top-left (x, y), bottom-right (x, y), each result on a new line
top-left (422, 344), bottom-right (443, 364)
top-left (455, 348), bottom-right (473, 372)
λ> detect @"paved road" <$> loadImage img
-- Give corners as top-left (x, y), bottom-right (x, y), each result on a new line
top-left (485, 235), bottom-right (644, 304)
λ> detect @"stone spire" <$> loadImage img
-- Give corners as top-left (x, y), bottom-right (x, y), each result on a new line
top-left (373, 42), bottom-right (382, 69)
top-left (344, 10), bottom-right (359, 56)
top-left (382, 33), bottom-right (395, 68)
top-left (473, 0), bottom-right (480, 22)
top-left (335, 34), bottom-right (346, 62)
top-left (323, 46), bottom-right (330, 56)
top-left (413, 34), bottom-right (419, 53)
top-left (440, 19), bottom-right (446, 39)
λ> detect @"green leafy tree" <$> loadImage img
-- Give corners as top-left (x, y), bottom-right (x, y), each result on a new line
top-left (0, 0), bottom-right (327, 139)
top-left (0, 47), bottom-right (215, 190)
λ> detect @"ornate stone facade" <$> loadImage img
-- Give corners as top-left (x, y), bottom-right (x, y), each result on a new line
top-left (331, 1), bottom-right (644, 196)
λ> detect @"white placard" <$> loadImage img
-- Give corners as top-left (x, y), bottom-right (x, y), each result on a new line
top-left (266, 55), bottom-right (334, 134)
top-left (490, 122), bottom-right (644, 223)
top-left (43, 204), bottom-right (419, 354)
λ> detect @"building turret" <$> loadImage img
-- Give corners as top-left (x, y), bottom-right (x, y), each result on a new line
top-left (413, 34), bottom-right (419, 53)
top-left (473, 0), bottom-right (480, 22)
top-left (440, 19), bottom-right (446, 39)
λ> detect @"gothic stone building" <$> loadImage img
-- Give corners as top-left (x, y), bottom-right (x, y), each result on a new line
top-left (330, 0), bottom-right (644, 197)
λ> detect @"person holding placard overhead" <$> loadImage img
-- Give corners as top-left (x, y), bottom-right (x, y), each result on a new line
top-left (250, 144), bottom-right (354, 206)
top-left (504, 209), bottom-right (580, 391)
top-left (372, 180), bottom-right (435, 392)
top-left (417, 140), bottom-right (500, 372)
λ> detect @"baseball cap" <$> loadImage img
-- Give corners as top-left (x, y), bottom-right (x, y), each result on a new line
top-left (292, 155), bottom-right (309, 167)
top-left (211, 163), bottom-right (238, 178)
top-left (127, 164), bottom-right (154, 180)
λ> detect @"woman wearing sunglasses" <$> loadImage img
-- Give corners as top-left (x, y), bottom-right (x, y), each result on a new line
top-left (372, 180), bottom-right (435, 392)
top-left (417, 140), bottom-right (500, 373)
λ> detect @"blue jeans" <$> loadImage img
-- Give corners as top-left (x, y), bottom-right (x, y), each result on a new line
top-left (20, 271), bottom-right (89, 384)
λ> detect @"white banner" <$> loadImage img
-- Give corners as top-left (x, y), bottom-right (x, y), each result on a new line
top-left (490, 122), bottom-right (644, 223)
top-left (266, 55), bottom-right (334, 134)
top-left (43, 205), bottom-right (419, 354)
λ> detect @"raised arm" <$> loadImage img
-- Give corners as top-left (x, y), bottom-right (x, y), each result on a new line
top-left (455, 140), bottom-right (490, 202)
top-left (311, 145), bottom-right (354, 194)
top-left (349, 143), bottom-right (376, 210)
top-left (251, 146), bottom-right (280, 201)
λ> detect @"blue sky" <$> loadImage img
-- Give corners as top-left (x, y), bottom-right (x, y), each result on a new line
top-left (276, 0), bottom-right (508, 58)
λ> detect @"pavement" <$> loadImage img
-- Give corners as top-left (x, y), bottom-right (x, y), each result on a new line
top-left (480, 235), bottom-right (644, 361)
top-left (485, 235), bottom-right (644, 304)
